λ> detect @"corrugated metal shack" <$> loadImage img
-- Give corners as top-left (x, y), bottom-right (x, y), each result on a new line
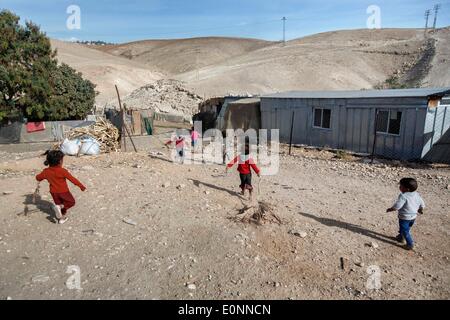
top-left (222, 98), bottom-right (261, 132)
top-left (193, 96), bottom-right (257, 132)
top-left (261, 88), bottom-right (450, 163)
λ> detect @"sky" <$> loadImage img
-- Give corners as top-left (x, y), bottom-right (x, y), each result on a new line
top-left (1, 0), bottom-right (449, 43)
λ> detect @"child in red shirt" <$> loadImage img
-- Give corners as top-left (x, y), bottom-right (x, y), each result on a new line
top-left (36, 150), bottom-right (86, 224)
top-left (165, 135), bottom-right (186, 164)
top-left (226, 144), bottom-right (260, 199)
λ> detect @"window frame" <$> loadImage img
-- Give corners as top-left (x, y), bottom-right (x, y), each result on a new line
top-left (440, 97), bottom-right (450, 106)
top-left (312, 107), bottom-right (332, 130)
top-left (375, 109), bottom-right (403, 136)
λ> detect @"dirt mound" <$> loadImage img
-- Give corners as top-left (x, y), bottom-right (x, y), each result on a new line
top-left (106, 79), bottom-right (203, 119)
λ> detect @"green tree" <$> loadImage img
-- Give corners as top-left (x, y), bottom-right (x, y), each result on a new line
top-left (49, 64), bottom-right (96, 120)
top-left (0, 10), bottom-right (95, 121)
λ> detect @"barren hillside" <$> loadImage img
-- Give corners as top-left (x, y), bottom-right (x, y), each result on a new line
top-left (51, 40), bottom-right (162, 107)
top-left (176, 29), bottom-right (446, 97)
top-left (424, 27), bottom-right (450, 88)
top-left (53, 28), bottom-right (450, 106)
top-left (96, 37), bottom-right (271, 76)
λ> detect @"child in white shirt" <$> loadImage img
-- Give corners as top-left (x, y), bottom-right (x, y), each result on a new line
top-left (387, 178), bottom-right (425, 251)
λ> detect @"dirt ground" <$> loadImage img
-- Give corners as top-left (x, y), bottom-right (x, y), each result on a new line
top-left (0, 145), bottom-right (449, 300)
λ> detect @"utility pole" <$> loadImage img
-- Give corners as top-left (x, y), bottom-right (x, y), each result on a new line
top-left (424, 9), bottom-right (431, 36)
top-left (282, 16), bottom-right (287, 45)
top-left (433, 4), bottom-right (441, 29)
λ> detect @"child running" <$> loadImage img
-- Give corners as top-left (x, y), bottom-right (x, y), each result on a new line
top-left (36, 150), bottom-right (86, 224)
top-left (386, 178), bottom-right (425, 251)
top-left (165, 135), bottom-right (186, 164)
top-left (190, 127), bottom-right (199, 152)
top-left (226, 143), bottom-right (260, 200)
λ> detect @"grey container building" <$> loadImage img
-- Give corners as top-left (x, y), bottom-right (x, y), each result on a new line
top-left (261, 88), bottom-right (450, 163)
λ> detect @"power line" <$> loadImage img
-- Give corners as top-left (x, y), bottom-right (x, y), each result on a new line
top-left (433, 4), bottom-right (441, 29)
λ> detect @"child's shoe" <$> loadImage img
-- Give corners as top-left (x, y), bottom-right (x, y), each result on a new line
top-left (52, 204), bottom-right (62, 219)
top-left (395, 234), bottom-right (405, 243)
top-left (405, 244), bottom-right (414, 251)
top-left (58, 216), bottom-right (68, 224)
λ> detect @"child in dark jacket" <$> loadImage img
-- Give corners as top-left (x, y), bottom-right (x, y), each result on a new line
top-left (226, 144), bottom-right (260, 199)
top-left (36, 150), bottom-right (86, 224)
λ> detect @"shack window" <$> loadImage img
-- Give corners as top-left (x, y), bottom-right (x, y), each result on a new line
top-left (376, 110), bottom-right (402, 135)
top-left (313, 108), bottom-right (331, 129)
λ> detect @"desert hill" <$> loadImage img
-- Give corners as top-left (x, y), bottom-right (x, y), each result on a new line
top-left (95, 37), bottom-right (271, 76)
top-left (52, 28), bottom-right (450, 107)
top-left (51, 39), bottom-right (162, 107)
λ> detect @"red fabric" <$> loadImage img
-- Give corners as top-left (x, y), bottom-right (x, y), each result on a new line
top-left (166, 137), bottom-right (185, 148)
top-left (227, 156), bottom-right (260, 175)
top-left (36, 165), bottom-right (86, 193)
top-left (51, 192), bottom-right (75, 215)
top-left (175, 138), bottom-right (185, 148)
top-left (26, 122), bottom-right (45, 133)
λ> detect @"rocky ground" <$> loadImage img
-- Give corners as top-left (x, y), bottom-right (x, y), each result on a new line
top-left (0, 145), bottom-right (449, 300)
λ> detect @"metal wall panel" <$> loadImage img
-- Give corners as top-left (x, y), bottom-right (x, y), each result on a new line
top-left (260, 97), bottom-right (430, 161)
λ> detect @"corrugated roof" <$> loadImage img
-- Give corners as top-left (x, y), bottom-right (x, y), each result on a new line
top-left (228, 97), bottom-right (261, 104)
top-left (262, 88), bottom-right (450, 99)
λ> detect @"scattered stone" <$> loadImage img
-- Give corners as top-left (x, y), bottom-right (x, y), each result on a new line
top-left (122, 218), bottom-right (138, 226)
top-left (32, 275), bottom-right (50, 283)
top-left (446, 185), bottom-right (450, 190)
top-left (340, 257), bottom-right (349, 270)
top-left (162, 182), bottom-right (171, 188)
top-left (289, 230), bottom-right (307, 238)
top-left (177, 184), bottom-right (186, 190)
top-left (82, 165), bottom-right (94, 171)
top-left (366, 242), bottom-right (379, 249)
top-left (2, 191), bottom-right (13, 195)
top-left (186, 283), bottom-right (196, 290)
top-left (355, 261), bottom-right (365, 267)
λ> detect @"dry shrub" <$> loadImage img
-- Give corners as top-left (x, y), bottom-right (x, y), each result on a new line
top-left (231, 201), bottom-right (281, 226)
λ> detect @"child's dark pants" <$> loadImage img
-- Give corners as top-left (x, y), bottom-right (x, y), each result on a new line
top-left (399, 219), bottom-right (415, 247)
top-left (239, 173), bottom-right (253, 191)
top-left (51, 192), bottom-right (76, 215)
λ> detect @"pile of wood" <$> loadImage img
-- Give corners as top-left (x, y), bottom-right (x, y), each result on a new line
top-left (231, 201), bottom-right (281, 226)
top-left (66, 118), bottom-right (120, 153)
